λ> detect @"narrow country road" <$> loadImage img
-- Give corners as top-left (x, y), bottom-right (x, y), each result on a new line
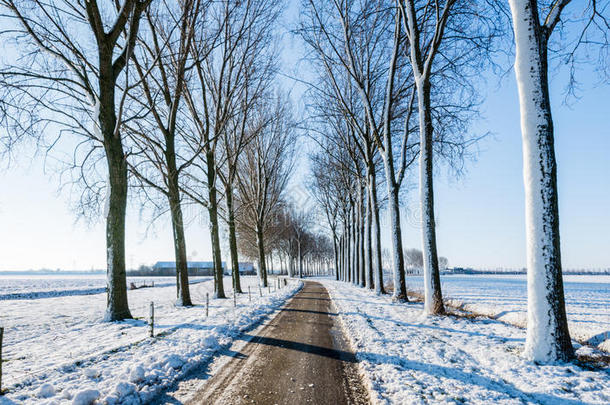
top-left (185, 281), bottom-right (369, 405)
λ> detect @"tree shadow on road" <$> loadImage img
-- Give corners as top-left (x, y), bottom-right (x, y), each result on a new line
top-left (237, 333), bottom-right (358, 362)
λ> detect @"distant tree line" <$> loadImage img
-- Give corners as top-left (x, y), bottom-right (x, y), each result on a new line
top-left (301, 0), bottom-right (609, 363)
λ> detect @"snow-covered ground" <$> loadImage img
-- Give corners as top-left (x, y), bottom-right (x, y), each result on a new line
top-left (0, 275), bottom-right (208, 299)
top-left (403, 274), bottom-right (610, 351)
top-left (321, 279), bottom-right (610, 405)
top-left (0, 275), bottom-right (301, 404)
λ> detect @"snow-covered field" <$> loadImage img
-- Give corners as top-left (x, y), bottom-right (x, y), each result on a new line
top-left (0, 275), bottom-right (301, 404)
top-left (403, 274), bottom-right (610, 351)
top-left (322, 279), bottom-right (610, 405)
top-left (0, 275), bottom-right (209, 299)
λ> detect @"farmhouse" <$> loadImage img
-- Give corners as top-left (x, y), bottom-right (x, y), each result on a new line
top-left (150, 261), bottom-right (255, 276)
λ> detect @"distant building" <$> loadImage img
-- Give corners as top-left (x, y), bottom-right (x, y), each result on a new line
top-left (135, 261), bottom-right (256, 277)
top-left (235, 262), bottom-right (256, 275)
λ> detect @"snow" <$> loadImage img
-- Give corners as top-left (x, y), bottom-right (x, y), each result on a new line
top-left (403, 274), bottom-right (610, 352)
top-left (36, 383), bottom-right (55, 399)
top-left (320, 279), bottom-right (610, 404)
top-left (71, 389), bottom-right (100, 405)
top-left (0, 275), bottom-right (301, 404)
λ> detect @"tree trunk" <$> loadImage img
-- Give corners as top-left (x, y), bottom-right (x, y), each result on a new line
top-left (359, 187), bottom-right (366, 288)
top-left (339, 233), bottom-right (345, 281)
top-left (225, 183), bottom-right (242, 293)
top-left (167, 165), bottom-right (192, 306)
top-left (343, 231), bottom-right (348, 282)
top-left (509, 0), bottom-right (573, 362)
top-left (369, 169), bottom-right (385, 295)
top-left (298, 240), bottom-right (303, 278)
top-left (256, 225), bottom-right (268, 287)
top-left (333, 233), bottom-right (340, 281)
top-left (100, 80), bottom-right (131, 322)
top-left (347, 212), bottom-right (352, 283)
top-left (417, 77), bottom-right (444, 315)
top-left (206, 151), bottom-right (225, 298)
top-left (386, 179), bottom-right (407, 301)
top-left (365, 184), bottom-right (374, 290)
top-left (354, 195), bottom-right (362, 285)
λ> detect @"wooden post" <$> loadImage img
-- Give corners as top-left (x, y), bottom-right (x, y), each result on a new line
top-left (268, 285), bottom-right (271, 294)
top-left (259, 285), bottom-right (262, 297)
top-left (233, 290), bottom-right (236, 307)
top-left (206, 292), bottom-right (209, 317)
top-left (248, 286), bottom-right (251, 302)
top-left (149, 302), bottom-right (154, 338)
top-left (0, 327), bottom-right (3, 395)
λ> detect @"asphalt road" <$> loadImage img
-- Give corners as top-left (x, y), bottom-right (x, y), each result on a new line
top-left (186, 281), bottom-right (369, 405)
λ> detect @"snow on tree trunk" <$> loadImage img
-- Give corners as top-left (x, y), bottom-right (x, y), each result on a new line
top-left (386, 178), bottom-right (408, 301)
top-left (359, 187), bottom-right (366, 288)
top-left (365, 186), bottom-right (374, 290)
top-left (354, 205), bottom-right (360, 285)
top-left (509, 0), bottom-right (573, 362)
top-left (369, 170), bottom-right (385, 295)
top-left (417, 78), bottom-right (444, 315)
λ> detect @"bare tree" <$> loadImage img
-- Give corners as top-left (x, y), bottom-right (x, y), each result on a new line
top-left (0, 0), bottom-right (151, 321)
top-left (404, 248), bottom-right (423, 270)
top-left (126, 0), bottom-right (204, 306)
top-left (507, 0), bottom-right (609, 362)
top-left (215, 0), bottom-right (281, 293)
top-left (181, 0), bottom-right (282, 298)
top-left (235, 95), bottom-right (296, 287)
top-left (397, 0), bottom-right (500, 314)
top-left (287, 206), bottom-right (314, 278)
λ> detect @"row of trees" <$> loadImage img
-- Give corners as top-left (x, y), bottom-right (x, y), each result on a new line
top-left (0, 1), bottom-right (296, 320)
top-left (304, 0), bottom-right (608, 364)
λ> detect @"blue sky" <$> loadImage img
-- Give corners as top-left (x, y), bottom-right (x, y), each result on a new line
top-left (0, 4), bottom-right (608, 271)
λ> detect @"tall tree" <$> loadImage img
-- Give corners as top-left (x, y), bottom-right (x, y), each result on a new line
top-left (127, 0), bottom-right (203, 306)
top-left (0, 0), bottom-right (151, 321)
top-left (215, 0), bottom-right (280, 294)
top-left (507, 0), bottom-right (609, 362)
top-left (235, 95), bottom-right (296, 287)
top-left (397, 0), bottom-right (499, 314)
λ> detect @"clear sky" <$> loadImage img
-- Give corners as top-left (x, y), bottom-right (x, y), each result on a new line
top-left (0, 3), bottom-right (608, 272)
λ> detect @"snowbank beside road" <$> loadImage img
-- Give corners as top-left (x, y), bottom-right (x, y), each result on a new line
top-left (321, 279), bottom-right (610, 405)
top-left (0, 276), bottom-right (301, 404)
